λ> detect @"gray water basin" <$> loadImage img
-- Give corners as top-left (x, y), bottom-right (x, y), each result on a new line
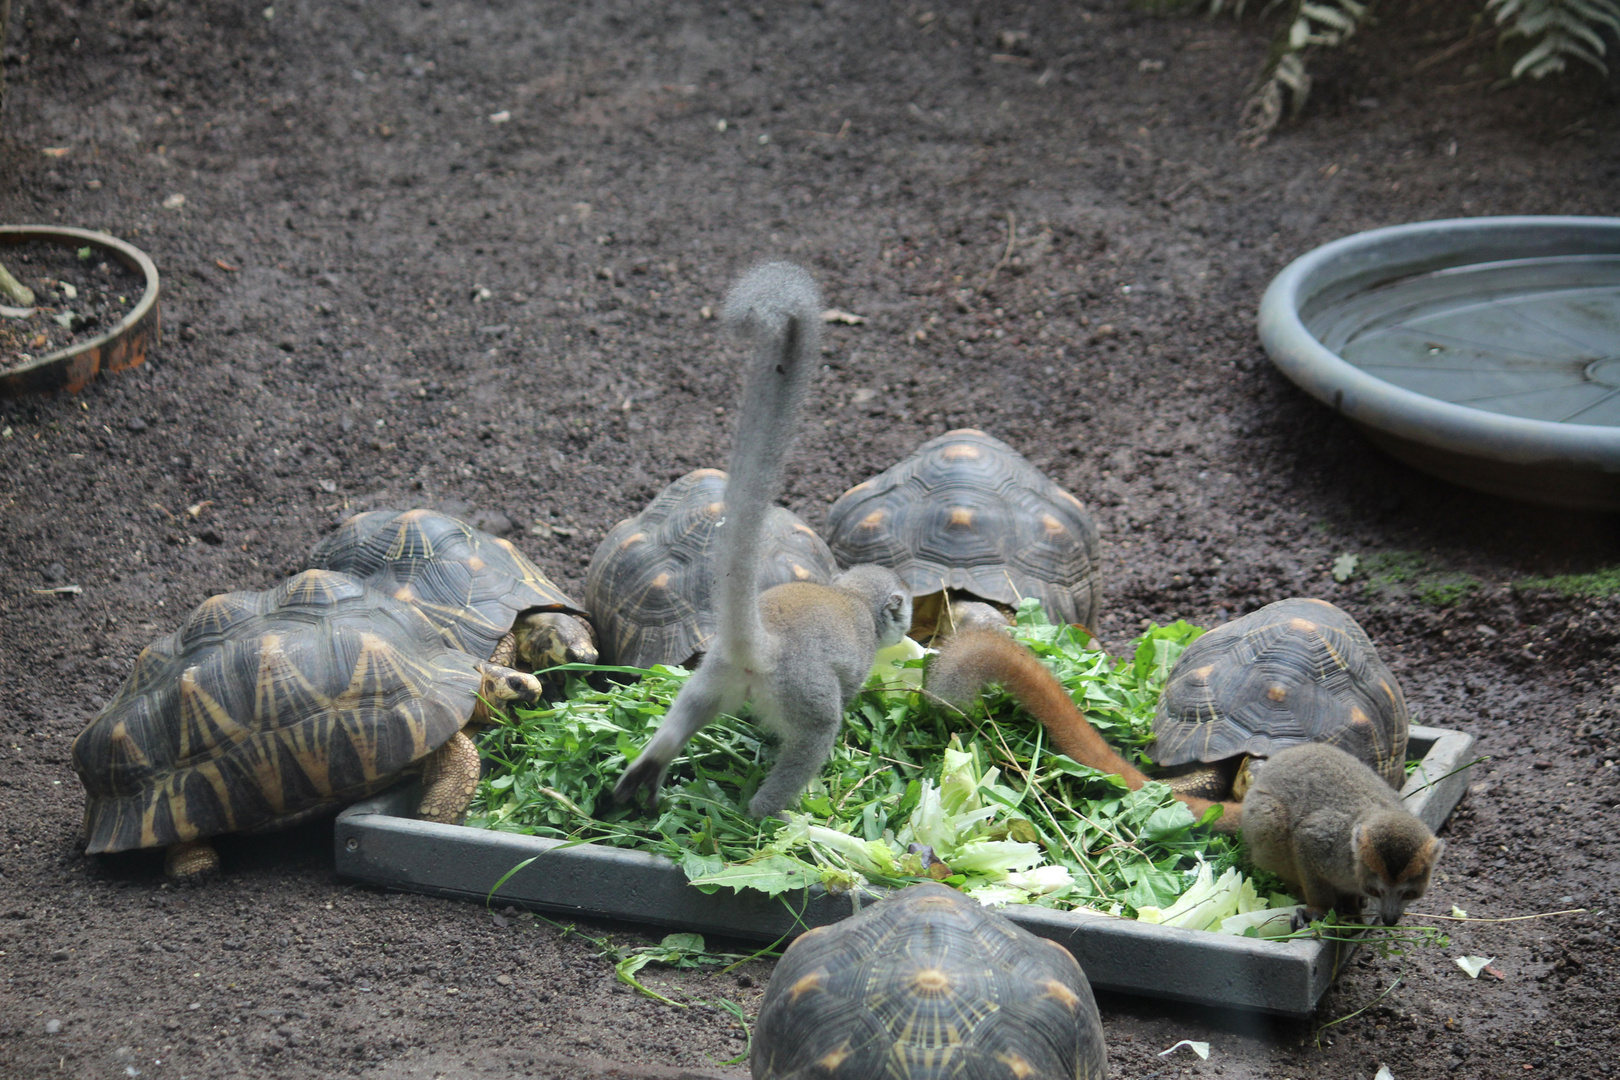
top-left (1259, 217), bottom-right (1620, 509)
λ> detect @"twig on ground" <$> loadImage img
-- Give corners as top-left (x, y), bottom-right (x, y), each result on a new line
top-left (1317, 976), bottom-right (1404, 1048)
top-left (1413, 28), bottom-right (1496, 74)
top-left (979, 211), bottom-right (1018, 293)
top-left (1404, 907), bottom-right (1587, 923)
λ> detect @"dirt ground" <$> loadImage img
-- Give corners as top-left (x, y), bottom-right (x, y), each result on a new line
top-left (2, 0), bottom-right (1618, 1077)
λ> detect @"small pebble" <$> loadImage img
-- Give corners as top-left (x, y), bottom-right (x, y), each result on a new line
top-left (125, 417), bottom-right (148, 432)
top-left (45, 1019), bottom-right (62, 1035)
top-left (495, 974), bottom-right (513, 987)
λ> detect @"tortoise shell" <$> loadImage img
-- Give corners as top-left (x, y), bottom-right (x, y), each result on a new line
top-left (752, 882), bottom-right (1107, 1080)
top-left (71, 569), bottom-right (517, 856)
top-left (584, 468), bottom-right (839, 669)
top-left (824, 429), bottom-right (1102, 634)
top-left (306, 508), bottom-right (590, 662)
top-left (1151, 597), bottom-right (1409, 787)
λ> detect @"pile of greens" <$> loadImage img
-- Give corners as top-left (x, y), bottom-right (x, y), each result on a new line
top-left (469, 602), bottom-right (1299, 935)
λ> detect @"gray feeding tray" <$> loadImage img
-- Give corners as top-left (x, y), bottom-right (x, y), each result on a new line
top-left (1259, 216), bottom-right (1620, 509)
top-left (335, 725), bottom-right (1475, 1018)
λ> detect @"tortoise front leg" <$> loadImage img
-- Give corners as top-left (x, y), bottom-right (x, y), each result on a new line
top-left (416, 727), bottom-right (482, 824)
top-left (164, 838), bottom-right (221, 878)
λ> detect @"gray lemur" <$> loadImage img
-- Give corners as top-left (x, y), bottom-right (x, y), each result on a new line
top-left (613, 263), bottom-right (912, 818)
top-left (1242, 741), bottom-right (1444, 928)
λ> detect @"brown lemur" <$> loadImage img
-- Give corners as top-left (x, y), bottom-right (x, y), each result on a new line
top-left (1242, 741), bottom-right (1442, 927)
top-left (928, 631), bottom-right (1444, 924)
top-left (926, 629), bottom-right (1243, 832)
top-left (613, 263), bottom-right (913, 818)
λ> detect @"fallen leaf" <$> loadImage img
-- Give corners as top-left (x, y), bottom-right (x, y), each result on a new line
top-left (823, 308), bottom-right (868, 325)
top-left (1332, 552), bottom-right (1359, 583)
top-left (42, 147), bottom-right (70, 158)
top-left (162, 193), bottom-right (187, 210)
top-left (1375, 1066), bottom-right (1395, 1080)
top-left (1450, 905), bottom-right (1468, 919)
top-left (1158, 1040), bottom-right (1210, 1060)
top-left (215, 259), bottom-right (240, 273)
top-left (1454, 955), bottom-right (1494, 978)
top-left (489, 110), bottom-right (512, 123)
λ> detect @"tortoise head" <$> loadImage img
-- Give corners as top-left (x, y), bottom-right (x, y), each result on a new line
top-left (471, 662), bottom-right (544, 723)
top-left (1230, 754), bottom-right (1266, 801)
top-left (513, 611), bottom-right (600, 671)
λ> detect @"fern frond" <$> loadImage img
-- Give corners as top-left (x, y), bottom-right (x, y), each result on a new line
top-left (1213, 0), bottom-right (1610, 140)
top-left (1301, 1), bottom-right (1361, 31)
top-left (1241, 0), bottom-right (1371, 137)
top-left (1563, 0), bottom-right (1620, 28)
top-left (1490, 0), bottom-right (1616, 76)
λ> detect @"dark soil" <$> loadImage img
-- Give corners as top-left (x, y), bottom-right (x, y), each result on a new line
top-left (3, 1), bottom-right (1618, 1078)
top-left (0, 237), bottom-right (144, 367)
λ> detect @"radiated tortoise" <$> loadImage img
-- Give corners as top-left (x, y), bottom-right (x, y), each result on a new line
top-left (752, 881), bottom-right (1106, 1080)
top-left (585, 468), bottom-right (839, 669)
top-left (71, 569), bottom-right (541, 876)
top-left (306, 508), bottom-right (597, 674)
top-left (824, 429), bottom-right (1102, 643)
top-left (1152, 596), bottom-right (1409, 800)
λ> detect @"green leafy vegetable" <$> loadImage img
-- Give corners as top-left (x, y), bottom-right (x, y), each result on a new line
top-left (471, 603), bottom-right (1294, 931)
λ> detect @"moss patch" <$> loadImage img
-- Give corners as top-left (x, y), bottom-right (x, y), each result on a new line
top-left (1514, 568), bottom-right (1620, 598)
top-left (1359, 551), bottom-right (1482, 608)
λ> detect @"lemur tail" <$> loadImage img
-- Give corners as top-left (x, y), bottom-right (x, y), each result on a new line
top-left (713, 262), bottom-right (823, 661)
top-left (929, 630), bottom-right (1244, 833)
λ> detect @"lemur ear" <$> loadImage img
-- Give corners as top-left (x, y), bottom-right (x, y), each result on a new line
top-left (886, 591), bottom-right (909, 619)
